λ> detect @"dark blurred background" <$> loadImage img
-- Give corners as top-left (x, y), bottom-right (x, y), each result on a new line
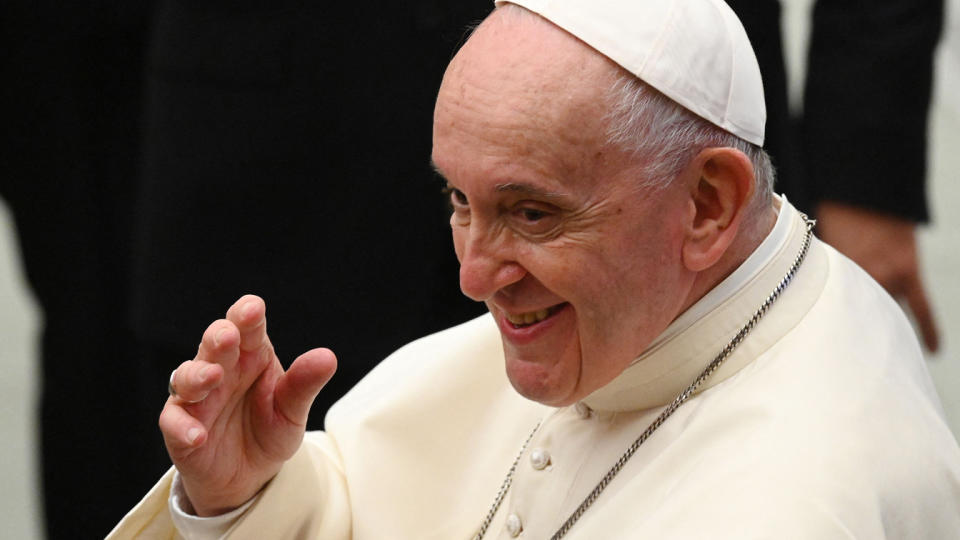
top-left (1, 0), bottom-right (957, 538)
top-left (1, 1), bottom-right (489, 537)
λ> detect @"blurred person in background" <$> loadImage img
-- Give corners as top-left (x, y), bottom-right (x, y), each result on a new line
top-left (2, 0), bottom-right (488, 537)
top-left (0, 3), bottom-right (157, 538)
top-left (728, 0), bottom-right (944, 353)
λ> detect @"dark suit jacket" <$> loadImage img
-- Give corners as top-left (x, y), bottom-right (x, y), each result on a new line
top-left (727, 0), bottom-right (942, 222)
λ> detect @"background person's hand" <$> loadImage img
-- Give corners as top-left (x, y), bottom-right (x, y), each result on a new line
top-left (159, 294), bottom-right (337, 516)
top-left (817, 202), bottom-right (940, 353)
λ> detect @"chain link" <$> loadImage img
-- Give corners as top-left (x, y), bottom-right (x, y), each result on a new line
top-left (472, 421), bottom-right (542, 540)
top-left (474, 216), bottom-right (815, 540)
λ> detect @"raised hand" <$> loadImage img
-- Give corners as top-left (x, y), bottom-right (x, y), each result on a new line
top-left (159, 295), bottom-right (337, 516)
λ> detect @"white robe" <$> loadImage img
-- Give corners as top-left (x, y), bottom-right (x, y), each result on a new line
top-left (108, 200), bottom-right (960, 539)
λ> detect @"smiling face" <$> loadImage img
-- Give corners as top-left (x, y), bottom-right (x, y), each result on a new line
top-left (431, 9), bottom-right (698, 406)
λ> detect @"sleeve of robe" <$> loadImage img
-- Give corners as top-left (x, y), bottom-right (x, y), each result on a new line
top-left (105, 432), bottom-right (352, 539)
top-left (802, 0), bottom-right (944, 222)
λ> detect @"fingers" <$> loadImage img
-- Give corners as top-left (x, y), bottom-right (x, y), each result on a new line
top-left (196, 318), bottom-right (242, 373)
top-left (274, 348), bottom-right (337, 427)
top-left (226, 295), bottom-right (270, 353)
top-left (903, 276), bottom-right (940, 353)
top-left (160, 400), bottom-right (208, 455)
top-left (171, 359), bottom-right (225, 404)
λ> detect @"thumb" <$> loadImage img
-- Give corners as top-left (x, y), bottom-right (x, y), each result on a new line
top-left (903, 277), bottom-right (940, 353)
top-left (275, 348), bottom-right (337, 426)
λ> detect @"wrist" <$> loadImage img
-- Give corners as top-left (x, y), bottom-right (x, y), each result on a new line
top-left (180, 470), bottom-right (278, 517)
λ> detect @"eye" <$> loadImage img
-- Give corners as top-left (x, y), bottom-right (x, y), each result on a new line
top-left (451, 188), bottom-right (468, 206)
top-left (442, 184), bottom-right (472, 227)
top-left (520, 208), bottom-right (546, 222)
top-left (442, 184), bottom-right (469, 207)
top-left (510, 203), bottom-right (559, 238)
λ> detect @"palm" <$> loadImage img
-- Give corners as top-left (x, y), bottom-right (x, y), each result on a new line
top-left (159, 295), bottom-right (336, 515)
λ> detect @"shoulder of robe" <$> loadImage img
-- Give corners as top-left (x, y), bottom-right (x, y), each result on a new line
top-left (325, 313), bottom-right (515, 426)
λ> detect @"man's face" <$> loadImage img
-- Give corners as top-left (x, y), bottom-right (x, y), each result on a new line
top-left (432, 11), bottom-right (695, 406)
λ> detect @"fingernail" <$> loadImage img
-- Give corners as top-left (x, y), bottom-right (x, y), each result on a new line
top-left (199, 365), bottom-right (210, 381)
top-left (214, 329), bottom-right (226, 346)
top-left (187, 428), bottom-right (202, 445)
top-left (241, 302), bottom-right (255, 318)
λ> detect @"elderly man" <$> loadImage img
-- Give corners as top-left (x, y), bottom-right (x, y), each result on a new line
top-left (110, 0), bottom-right (960, 538)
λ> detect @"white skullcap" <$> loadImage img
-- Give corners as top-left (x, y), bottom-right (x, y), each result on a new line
top-left (493, 0), bottom-right (766, 146)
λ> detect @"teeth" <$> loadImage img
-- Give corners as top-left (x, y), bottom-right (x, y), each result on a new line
top-left (507, 308), bottom-right (552, 326)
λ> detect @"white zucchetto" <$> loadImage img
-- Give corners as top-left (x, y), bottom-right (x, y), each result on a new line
top-left (494, 0), bottom-right (767, 146)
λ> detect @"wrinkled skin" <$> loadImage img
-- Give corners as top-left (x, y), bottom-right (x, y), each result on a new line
top-left (433, 11), bottom-right (704, 406)
top-left (160, 6), bottom-right (772, 516)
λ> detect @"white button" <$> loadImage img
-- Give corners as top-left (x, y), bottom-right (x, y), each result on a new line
top-left (529, 448), bottom-right (551, 470)
top-left (574, 402), bottom-right (592, 419)
top-left (505, 513), bottom-right (523, 537)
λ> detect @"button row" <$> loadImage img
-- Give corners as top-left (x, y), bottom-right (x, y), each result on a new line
top-left (502, 404), bottom-right (591, 537)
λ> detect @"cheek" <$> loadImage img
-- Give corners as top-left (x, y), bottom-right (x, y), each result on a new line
top-left (451, 221), bottom-right (466, 264)
top-left (580, 234), bottom-right (680, 327)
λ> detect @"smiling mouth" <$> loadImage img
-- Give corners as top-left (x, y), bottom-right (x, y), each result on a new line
top-left (505, 304), bottom-right (567, 328)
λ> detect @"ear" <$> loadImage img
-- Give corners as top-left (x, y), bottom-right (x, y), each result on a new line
top-left (681, 147), bottom-right (755, 272)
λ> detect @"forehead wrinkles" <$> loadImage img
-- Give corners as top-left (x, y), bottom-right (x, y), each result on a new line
top-left (438, 11), bottom-right (619, 184)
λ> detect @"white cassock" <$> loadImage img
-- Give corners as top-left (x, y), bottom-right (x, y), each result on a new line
top-left (108, 198), bottom-right (960, 539)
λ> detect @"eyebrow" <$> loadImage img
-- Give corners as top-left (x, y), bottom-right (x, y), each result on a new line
top-left (494, 182), bottom-right (569, 202)
top-left (430, 159), bottom-right (570, 201)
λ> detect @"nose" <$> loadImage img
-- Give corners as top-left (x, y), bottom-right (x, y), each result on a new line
top-left (457, 226), bottom-right (526, 302)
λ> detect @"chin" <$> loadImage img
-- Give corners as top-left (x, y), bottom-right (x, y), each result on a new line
top-left (504, 355), bottom-right (580, 406)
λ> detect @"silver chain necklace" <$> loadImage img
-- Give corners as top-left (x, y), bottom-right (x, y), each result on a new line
top-left (474, 215), bottom-right (815, 540)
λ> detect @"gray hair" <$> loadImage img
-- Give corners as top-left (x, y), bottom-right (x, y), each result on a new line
top-left (488, 3), bottom-right (774, 214)
top-left (605, 74), bottom-right (774, 213)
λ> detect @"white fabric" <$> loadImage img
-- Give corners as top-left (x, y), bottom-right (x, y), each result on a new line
top-left (161, 196), bottom-right (795, 538)
top-left (168, 472), bottom-right (254, 539)
top-left (494, 0), bottom-right (766, 145)
top-left (108, 199), bottom-right (960, 539)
